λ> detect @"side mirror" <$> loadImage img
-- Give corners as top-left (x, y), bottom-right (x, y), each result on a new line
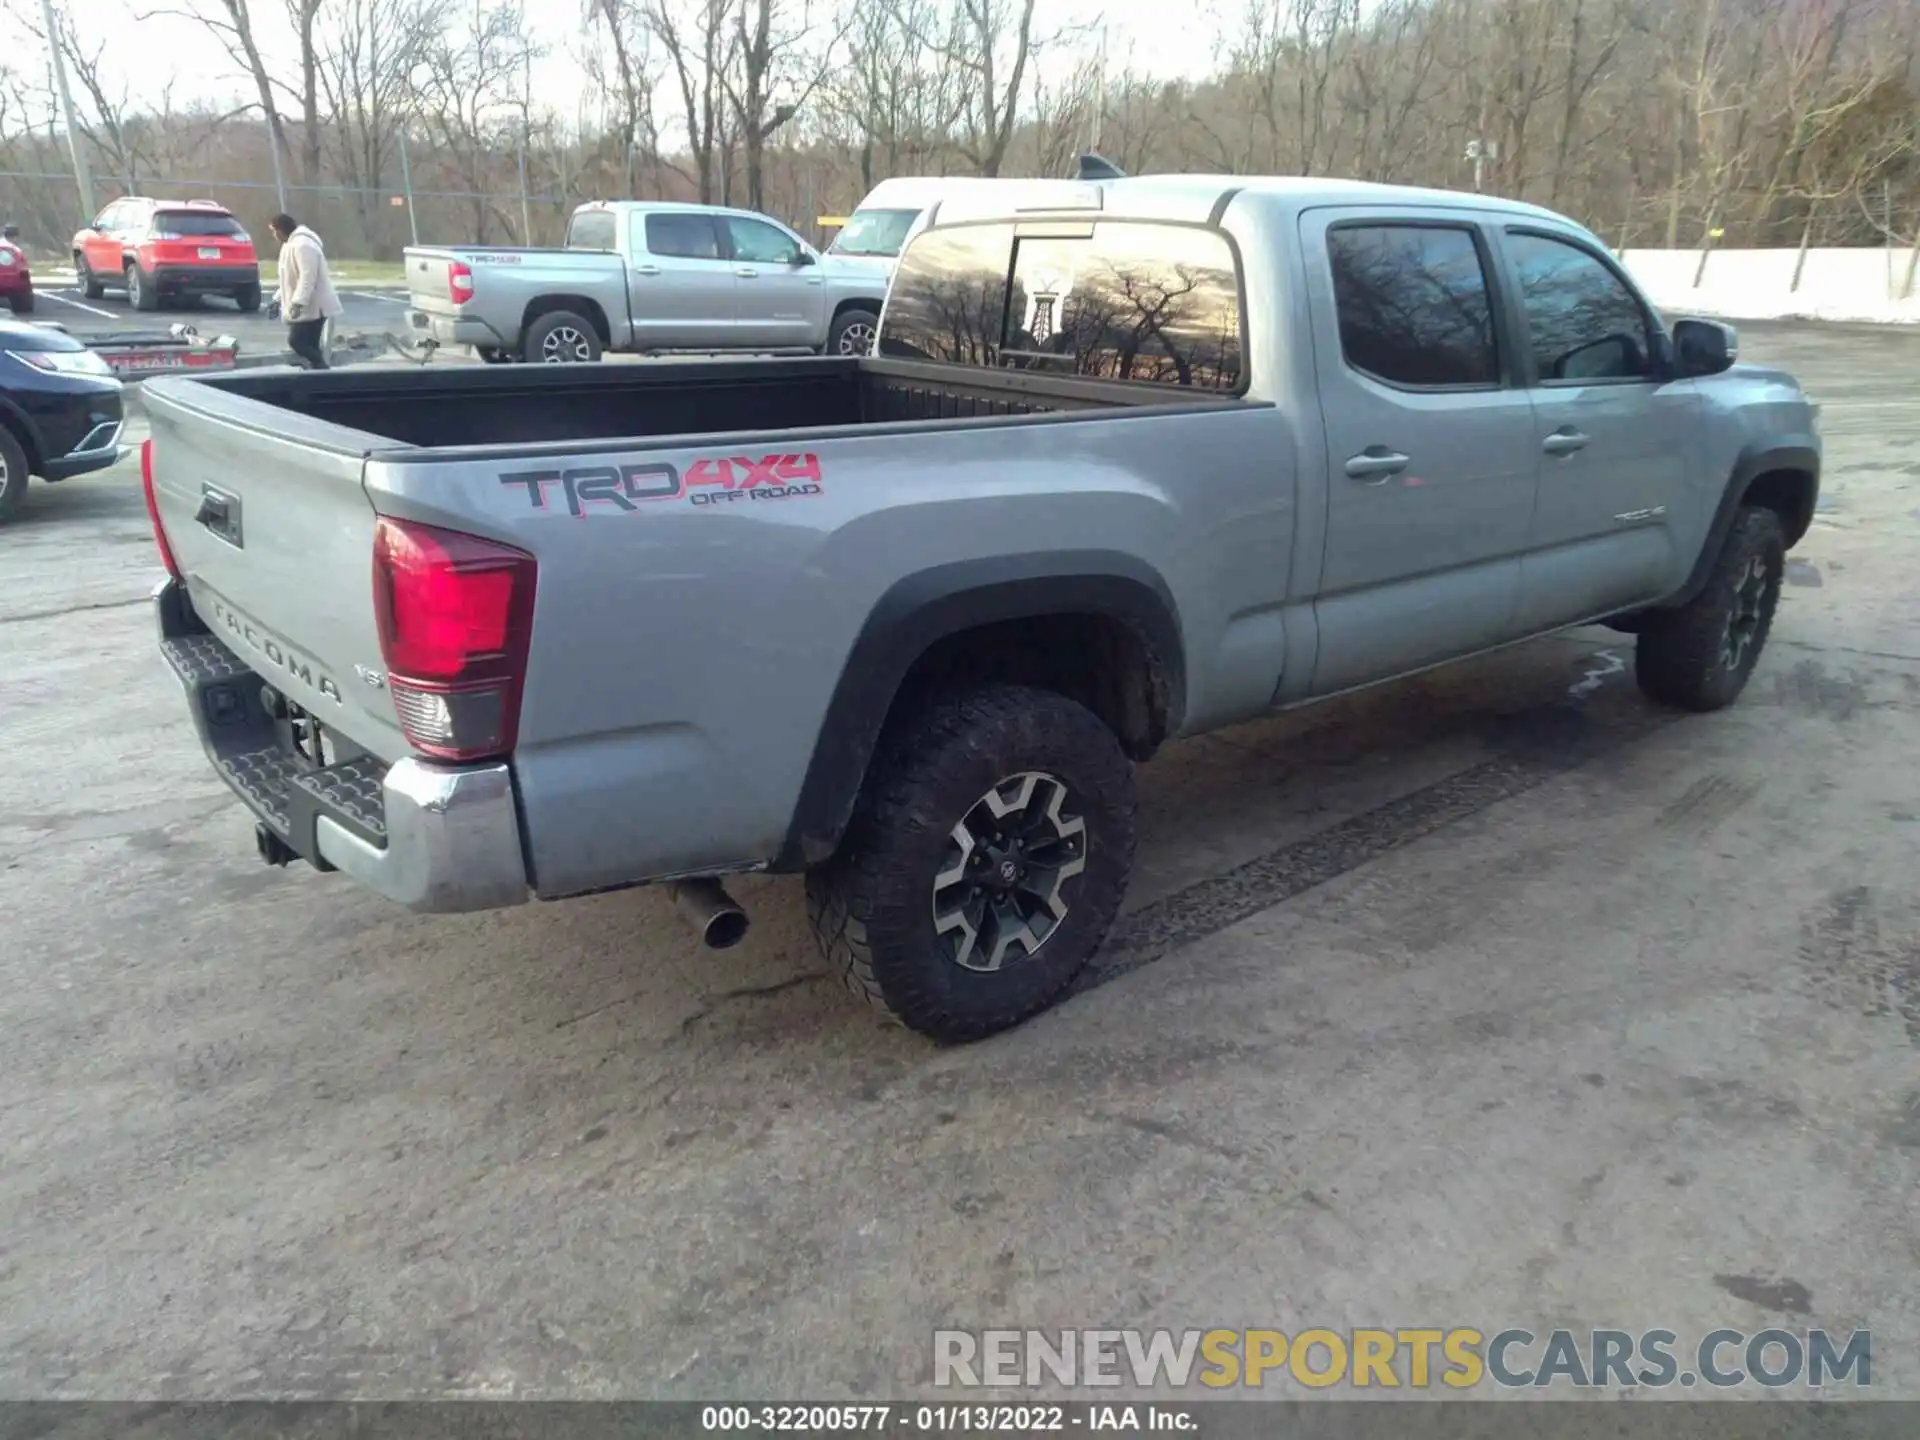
top-left (791, 250), bottom-right (815, 267)
top-left (1673, 317), bottom-right (1737, 377)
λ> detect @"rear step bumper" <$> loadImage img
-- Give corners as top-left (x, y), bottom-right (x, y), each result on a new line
top-left (154, 578), bottom-right (530, 914)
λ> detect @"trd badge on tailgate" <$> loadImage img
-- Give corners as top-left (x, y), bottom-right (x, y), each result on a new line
top-left (499, 453), bottom-right (824, 518)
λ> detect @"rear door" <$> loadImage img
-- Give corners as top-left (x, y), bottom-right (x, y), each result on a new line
top-left (1492, 227), bottom-right (1703, 630)
top-left (142, 383), bottom-right (405, 759)
top-left (628, 210), bottom-right (735, 349)
top-left (1299, 208), bottom-right (1540, 695)
top-left (723, 214), bottom-right (825, 348)
top-left (85, 202), bottom-right (127, 275)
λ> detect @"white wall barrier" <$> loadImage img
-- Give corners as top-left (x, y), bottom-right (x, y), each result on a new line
top-left (1618, 247), bottom-right (1920, 325)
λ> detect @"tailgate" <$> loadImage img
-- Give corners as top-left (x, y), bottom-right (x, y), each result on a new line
top-left (404, 247), bottom-right (461, 320)
top-left (142, 377), bottom-right (406, 761)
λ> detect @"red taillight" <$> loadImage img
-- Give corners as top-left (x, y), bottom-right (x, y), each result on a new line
top-left (372, 516), bottom-right (536, 762)
top-left (447, 260), bottom-right (474, 303)
top-left (141, 439), bottom-right (181, 580)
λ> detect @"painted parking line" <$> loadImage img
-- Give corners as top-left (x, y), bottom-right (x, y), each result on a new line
top-left (345, 290), bottom-right (407, 304)
top-left (42, 290), bottom-right (118, 318)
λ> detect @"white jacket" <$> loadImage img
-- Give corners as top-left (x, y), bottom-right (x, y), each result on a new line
top-left (277, 225), bottom-right (342, 321)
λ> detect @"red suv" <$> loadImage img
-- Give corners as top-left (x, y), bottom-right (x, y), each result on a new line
top-left (71, 198), bottom-right (260, 313)
top-left (0, 226), bottom-right (31, 314)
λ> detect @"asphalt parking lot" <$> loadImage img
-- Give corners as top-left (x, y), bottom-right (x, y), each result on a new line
top-left (1, 322), bottom-right (1916, 1401)
top-left (27, 271), bottom-right (411, 359)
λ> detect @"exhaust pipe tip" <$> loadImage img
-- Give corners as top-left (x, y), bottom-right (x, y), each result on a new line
top-left (670, 877), bottom-right (750, 950)
top-left (702, 907), bottom-right (749, 950)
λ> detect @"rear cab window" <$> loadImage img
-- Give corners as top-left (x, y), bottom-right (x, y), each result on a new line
top-left (879, 220), bottom-right (1244, 391)
top-left (567, 210), bottom-right (617, 251)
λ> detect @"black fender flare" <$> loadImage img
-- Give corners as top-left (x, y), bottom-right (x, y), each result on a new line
top-left (776, 550), bottom-right (1186, 869)
top-left (1663, 438), bottom-right (1819, 610)
top-left (0, 394), bottom-right (45, 472)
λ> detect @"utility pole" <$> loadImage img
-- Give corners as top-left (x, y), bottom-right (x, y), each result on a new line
top-left (517, 132), bottom-right (532, 245)
top-left (398, 129), bottom-right (419, 246)
top-left (38, 0), bottom-right (95, 220)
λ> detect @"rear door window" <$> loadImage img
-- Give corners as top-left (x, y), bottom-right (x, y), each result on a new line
top-left (881, 220), bottom-right (1244, 389)
top-left (643, 212), bottom-right (723, 260)
top-left (567, 210), bottom-right (617, 250)
top-left (1325, 223), bottom-right (1500, 388)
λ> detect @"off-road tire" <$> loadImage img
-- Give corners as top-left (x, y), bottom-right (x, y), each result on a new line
top-left (805, 684), bottom-right (1136, 1043)
top-left (77, 255), bottom-right (105, 300)
top-left (1635, 506), bottom-right (1786, 712)
top-left (523, 309), bottom-right (602, 364)
top-left (0, 424), bottom-right (31, 523)
top-left (826, 307), bottom-right (881, 356)
top-left (234, 283), bottom-right (262, 313)
top-left (7, 291), bottom-right (31, 314)
top-left (128, 264), bottom-right (159, 312)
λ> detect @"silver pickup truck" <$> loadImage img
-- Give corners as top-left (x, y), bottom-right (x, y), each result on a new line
top-left (145, 174), bottom-right (1819, 1042)
top-left (404, 200), bottom-right (891, 364)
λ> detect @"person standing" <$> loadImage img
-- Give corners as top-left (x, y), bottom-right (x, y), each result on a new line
top-left (268, 214), bottom-right (342, 370)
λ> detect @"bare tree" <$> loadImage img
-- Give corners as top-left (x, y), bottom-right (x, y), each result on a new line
top-left (417, 0), bottom-right (540, 241)
top-left (644, 0), bottom-right (738, 202)
top-left (317, 0), bottom-right (443, 247)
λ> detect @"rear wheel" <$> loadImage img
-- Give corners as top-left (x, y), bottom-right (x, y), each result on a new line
top-left (234, 283), bottom-right (261, 313)
top-left (7, 291), bottom-right (31, 315)
top-left (1635, 506), bottom-right (1786, 712)
top-left (0, 425), bottom-right (30, 524)
top-left (77, 254), bottom-right (105, 300)
top-left (806, 684), bottom-right (1136, 1043)
top-left (127, 264), bottom-right (159, 312)
top-left (827, 307), bottom-right (881, 356)
top-left (523, 310), bottom-right (601, 364)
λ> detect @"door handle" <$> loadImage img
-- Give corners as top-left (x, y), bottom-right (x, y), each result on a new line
top-left (632, 264), bottom-right (661, 277)
top-left (1543, 428), bottom-right (1590, 456)
top-left (1344, 447), bottom-right (1410, 481)
top-left (735, 268), bottom-right (759, 278)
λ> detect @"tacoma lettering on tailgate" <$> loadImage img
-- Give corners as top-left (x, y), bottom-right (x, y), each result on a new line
top-left (499, 453), bottom-right (824, 518)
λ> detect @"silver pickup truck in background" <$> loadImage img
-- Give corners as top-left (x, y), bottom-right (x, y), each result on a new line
top-left (149, 174), bottom-right (1818, 1043)
top-left (404, 200), bottom-right (891, 365)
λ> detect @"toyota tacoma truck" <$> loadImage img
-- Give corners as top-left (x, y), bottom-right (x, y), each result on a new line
top-left (144, 175), bottom-right (1820, 1042)
top-left (405, 200), bottom-right (891, 364)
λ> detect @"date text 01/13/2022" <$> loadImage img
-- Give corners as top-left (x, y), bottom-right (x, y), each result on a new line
top-left (699, 1404), bottom-right (1196, 1432)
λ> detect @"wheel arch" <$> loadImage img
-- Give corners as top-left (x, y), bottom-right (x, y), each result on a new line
top-left (521, 295), bottom-right (613, 346)
top-left (830, 296), bottom-right (883, 324)
top-left (775, 551), bottom-right (1186, 870)
top-left (0, 397), bottom-right (44, 473)
top-left (1662, 439), bottom-right (1818, 611)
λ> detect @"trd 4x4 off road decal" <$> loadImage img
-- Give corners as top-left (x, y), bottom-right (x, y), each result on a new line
top-left (500, 453), bottom-right (824, 518)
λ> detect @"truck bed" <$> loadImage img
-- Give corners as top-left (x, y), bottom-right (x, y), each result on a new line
top-left (193, 355), bottom-right (1231, 452)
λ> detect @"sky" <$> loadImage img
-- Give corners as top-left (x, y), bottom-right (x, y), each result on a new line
top-left (2, 0), bottom-right (1235, 124)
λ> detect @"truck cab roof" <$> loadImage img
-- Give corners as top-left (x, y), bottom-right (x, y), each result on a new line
top-left (925, 173), bottom-right (1585, 235)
